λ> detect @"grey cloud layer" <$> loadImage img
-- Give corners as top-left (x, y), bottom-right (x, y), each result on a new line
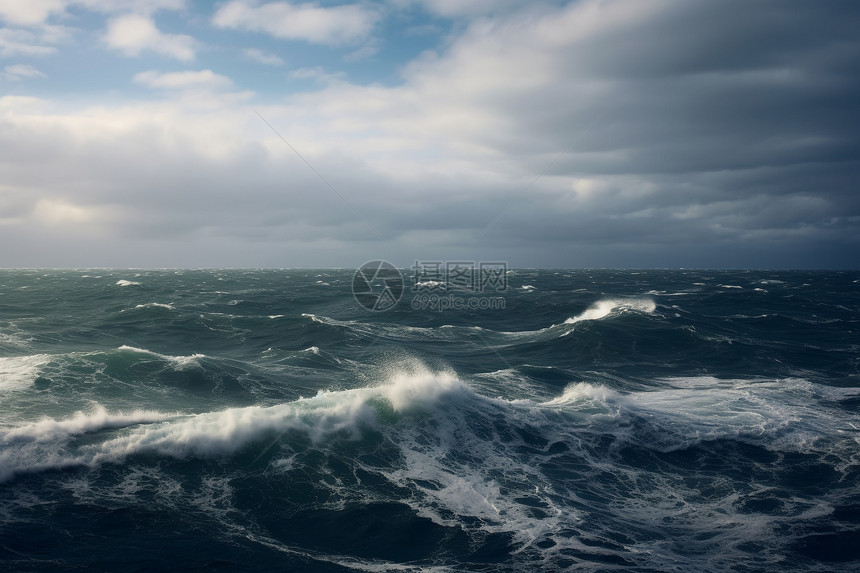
top-left (0, 0), bottom-right (858, 267)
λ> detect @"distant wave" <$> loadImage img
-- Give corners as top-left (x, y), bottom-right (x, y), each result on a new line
top-left (115, 280), bottom-right (141, 287)
top-left (564, 298), bottom-right (656, 324)
top-left (117, 345), bottom-right (204, 369)
top-left (304, 298), bottom-right (658, 345)
top-left (134, 302), bottom-right (174, 310)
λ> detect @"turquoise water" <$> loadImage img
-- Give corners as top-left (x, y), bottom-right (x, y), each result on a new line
top-left (1, 269), bottom-right (858, 571)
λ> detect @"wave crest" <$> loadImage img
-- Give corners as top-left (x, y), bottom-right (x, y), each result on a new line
top-left (0, 354), bottom-right (51, 391)
top-left (117, 345), bottom-right (204, 369)
top-left (565, 298), bottom-right (656, 323)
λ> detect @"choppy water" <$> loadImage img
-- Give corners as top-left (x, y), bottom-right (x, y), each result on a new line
top-left (1, 269), bottom-right (858, 571)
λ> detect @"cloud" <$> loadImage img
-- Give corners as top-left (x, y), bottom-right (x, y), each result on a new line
top-left (0, 0), bottom-right (185, 26)
top-left (104, 13), bottom-right (197, 61)
top-left (212, 0), bottom-right (381, 46)
top-left (133, 69), bottom-right (234, 90)
top-left (1, 64), bottom-right (47, 80)
top-left (406, 0), bottom-right (528, 18)
top-left (0, 0), bottom-right (65, 26)
top-left (287, 66), bottom-right (346, 84)
top-left (1, 0), bottom-right (859, 268)
top-left (33, 198), bottom-right (105, 224)
top-left (343, 44), bottom-right (378, 62)
top-left (75, 0), bottom-right (186, 14)
top-left (242, 47), bottom-right (284, 66)
top-left (0, 25), bottom-right (68, 57)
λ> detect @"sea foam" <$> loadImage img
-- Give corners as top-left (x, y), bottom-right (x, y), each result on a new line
top-left (117, 345), bottom-right (204, 369)
top-left (0, 354), bottom-right (51, 391)
top-left (564, 297), bottom-right (656, 323)
top-left (1, 406), bottom-right (169, 444)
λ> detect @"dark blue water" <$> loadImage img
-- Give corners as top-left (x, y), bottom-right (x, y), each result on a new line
top-left (1, 269), bottom-right (858, 571)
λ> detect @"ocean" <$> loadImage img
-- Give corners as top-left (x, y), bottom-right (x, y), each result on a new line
top-left (0, 268), bottom-right (858, 571)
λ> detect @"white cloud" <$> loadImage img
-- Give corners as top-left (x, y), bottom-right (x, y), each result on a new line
top-left (242, 47), bottom-right (284, 66)
top-left (75, 0), bottom-right (186, 14)
top-left (411, 0), bottom-right (527, 18)
top-left (212, 1), bottom-right (380, 46)
top-left (0, 0), bottom-right (65, 26)
top-left (34, 198), bottom-right (100, 224)
top-left (104, 13), bottom-right (197, 61)
top-left (0, 25), bottom-right (68, 57)
top-left (0, 0), bottom-right (185, 26)
top-left (1, 64), bottom-right (47, 80)
top-left (288, 66), bottom-right (345, 83)
top-left (0, 94), bottom-right (50, 112)
top-left (133, 69), bottom-right (233, 90)
top-left (343, 44), bottom-right (378, 62)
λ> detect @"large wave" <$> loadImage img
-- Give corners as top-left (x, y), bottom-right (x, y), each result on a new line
top-left (2, 366), bottom-right (857, 570)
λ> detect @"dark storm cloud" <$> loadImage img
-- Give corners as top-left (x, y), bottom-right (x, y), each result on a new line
top-left (378, 0), bottom-right (860, 266)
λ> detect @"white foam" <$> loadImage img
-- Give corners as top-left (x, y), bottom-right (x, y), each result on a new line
top-left (1, 406), bottom-right (169, 444)
top-left (540, 376), bottom-right (859, 455)
top-left (85, 368), bottom-right (465, 461)
top-left (134, 302), bottom-right (174, 310)
top-left (115, 280), bottom-right (141, 286)
top-left (0, 354), bottom-right (51, 391)
top-left (564, 298), bottom-right (656, 324)
top-left (117, 345), bottom-right (204, 369)
top-left (383, 370), bottom-right (465, 411)
top-left (0, 325), bottom-right (32, 352)
top-left (543, 381), bottom-right (622, 406)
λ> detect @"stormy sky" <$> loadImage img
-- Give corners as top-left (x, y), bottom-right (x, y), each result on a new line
top-left (0, 0), bottom-right (858, 268)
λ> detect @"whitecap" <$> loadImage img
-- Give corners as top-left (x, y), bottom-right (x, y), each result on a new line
top-left (415, 280), bottom-right (445, 289)
top-left (564, 298), bottom-right (656, 324)
top-left (1, 406), bottom-right (169, 444)
top-left (0, 354), bottom-right (51, 391)
top-left (117, 345), bottom-right (204, 369)
top-left (134, 302), bottom-right (174, 310)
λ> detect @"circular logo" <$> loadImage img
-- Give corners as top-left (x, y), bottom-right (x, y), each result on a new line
top-left (352, 260), bottom-right (403, 311)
